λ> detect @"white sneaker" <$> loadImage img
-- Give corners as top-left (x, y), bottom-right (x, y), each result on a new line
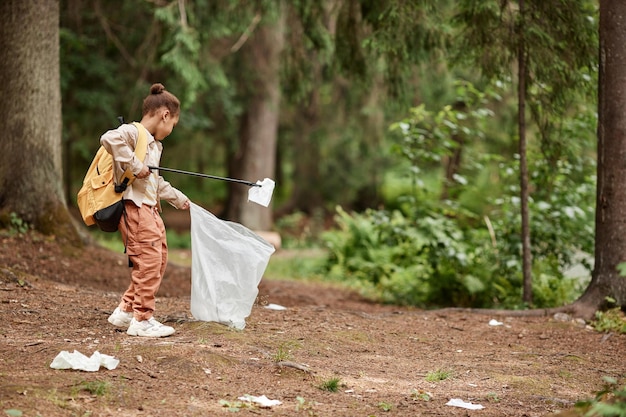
top-left (108, 307), bottom-right (133, 328)
top-left (127, 317), bottom-right (175, 338)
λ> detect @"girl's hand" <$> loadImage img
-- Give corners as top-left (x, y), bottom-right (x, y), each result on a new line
top-left (181, 200), bottom-right (190, 210)
top-left (136, 165), bottom-right (151, 179)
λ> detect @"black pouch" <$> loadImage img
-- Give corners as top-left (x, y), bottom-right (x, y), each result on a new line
top-left (93, 199), bottom-right (125, 232)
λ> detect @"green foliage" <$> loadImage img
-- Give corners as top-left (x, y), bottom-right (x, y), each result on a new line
top-left (318, 377), bottom-right (341, 392)
top-left (356, 0), bottom-right (448, 97)
top-left (377, 401), bottom-right (393, 411)
top-left (453, 0), bottom-right (598, 95)
top-left (275, 211), bottom-right (325, 249)
top-left (272, 340), bottom-right (301, 363)
top-left (323, 157), bottom-right (594, 308)
top-left (425, 369), bottom-right (453, 382)
top-left (323, 206), bottom-right (491, 307)
top-left (592, 309), bottom-right (626, 335)
top-left (166, 230), bottom-right (191, 250)
top-left (323, 78), bottom-right (596, 309)
top-left (388, 79), bottom-right (501, 195)
top-left (295, 396), bottom-right (319, 415)
top-left (155, 3), bottom-right (208, 105)
top-left (219, 398), bottom-right (250, 412)
top-left (575, 377), bottom-right (626, 417)
top-left (486, 392), bottom-right (500, 403)
top-left (74, 380), bottom-right (110, 396)
top-left (265, 252), bottom-right (326, 282)
top-left (410, 389), bottom-right (431, 401)
top-left (8, 213), bottom-right (30, 235)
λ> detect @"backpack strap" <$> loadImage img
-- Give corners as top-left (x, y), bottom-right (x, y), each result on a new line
top-left (131, 121), bottom-right (148, 160)
top-left (116, 122), bottom-right (148, 192)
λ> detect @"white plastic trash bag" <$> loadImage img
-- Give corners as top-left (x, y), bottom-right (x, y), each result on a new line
top-left (190, 203), bottom-right (275, 329)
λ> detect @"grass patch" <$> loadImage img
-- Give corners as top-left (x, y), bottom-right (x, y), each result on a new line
top-left (425, 369), bottom-right (453, 382)
top-left (318, 377), bottom-right (342, 392)
top-left (264, 249), bottom-right (327, 281)
top-left (272, 340), bottom-right (301, 362)
top-left (410, 389), bottom-right (432, 401)
top-left (505, 375), bottom-right (552, 395)
top-left (74, 380), bottom-right (110, 396)
top-left (378, 401), bottom-right (393, 411)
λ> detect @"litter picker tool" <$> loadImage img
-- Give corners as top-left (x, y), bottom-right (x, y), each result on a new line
top-left (148, 166), bottom-right (275, 207)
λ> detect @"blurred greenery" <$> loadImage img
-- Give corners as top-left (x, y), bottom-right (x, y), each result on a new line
top-left (65, 1), bottom-right (599, 309)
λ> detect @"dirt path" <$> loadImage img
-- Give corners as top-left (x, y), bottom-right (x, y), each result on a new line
top-left (0, 231), bottom-right (624, 416)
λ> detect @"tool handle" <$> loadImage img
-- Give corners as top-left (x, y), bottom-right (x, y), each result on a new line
top-left (148, 166), bottom-right (260, 187)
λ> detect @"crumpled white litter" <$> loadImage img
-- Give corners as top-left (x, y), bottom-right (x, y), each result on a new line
top-left (237, 394), bottom-right (282, 407)
top-left (264, 303), bottom-right (287, 311)
top-left (446, 398), bottom-right (484, 410)
top-left (247, 178), bottom-right (275, 207)
top-left (488, 319), bottom-right (504, 326)
top-left (50, 350), bottom-right (119, 372)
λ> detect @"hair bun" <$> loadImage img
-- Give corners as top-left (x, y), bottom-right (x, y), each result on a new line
top-left (150, 83), bottom-right (166, 95)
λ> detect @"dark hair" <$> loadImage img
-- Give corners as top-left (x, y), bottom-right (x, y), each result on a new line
top-left (142, 83), bottom-right (180, 117)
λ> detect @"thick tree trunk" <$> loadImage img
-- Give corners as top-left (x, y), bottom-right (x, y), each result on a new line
top-left (574, 0), bottom-right (626, 315)
top-left (0, 0), bottom-right (79, 242)
top-left (226, 8), bottom-right (285, 231)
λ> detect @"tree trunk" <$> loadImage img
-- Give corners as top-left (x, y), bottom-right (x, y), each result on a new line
top-left (518, 0), bottom-right (533, 305)
top-left (574, 0), bottom-right (626, 316)
top-left (0, 0), bottom-right (79, 242)
top-left (278, 67), bottom-right (323, 216)
top-left (225, 8), bottom-right (285, 231)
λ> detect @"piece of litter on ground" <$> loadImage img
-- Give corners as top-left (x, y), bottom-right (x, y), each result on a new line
top-left (237, 394), bottom-right (282, 407)
top-left (50, 350), bottom-right (119, 372)
top-left (488, 319), bottom-right (504, 326)
top-left (446, 398), bottom-right (485, 410)
top-left (264, 303), bottom-right (287, 311)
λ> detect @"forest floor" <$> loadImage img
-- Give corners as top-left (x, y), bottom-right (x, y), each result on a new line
top-left (0, 216), bottom-right (625, 417)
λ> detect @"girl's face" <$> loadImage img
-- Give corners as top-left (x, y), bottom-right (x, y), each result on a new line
top-left (154, 108), bottom-right (179, 140)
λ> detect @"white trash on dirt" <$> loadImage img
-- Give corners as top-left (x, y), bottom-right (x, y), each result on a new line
top-left (488, 319), bottom-right (504, 326)
top-left (190, 203), bottom-right (275, 329)
top-left (237, 394), bottom-right (282, 407)
top-left (50, 350), bottom-right (119, 372)
top-left (445, 398), bottom-right (485, 410)
top-left (264, 303), bottom-right (287, 311)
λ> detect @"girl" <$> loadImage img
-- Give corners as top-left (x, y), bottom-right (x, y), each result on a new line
top-left (102, 83), bottom-right (190, 337)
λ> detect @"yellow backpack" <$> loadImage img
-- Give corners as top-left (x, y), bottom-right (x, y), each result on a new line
top-left (77, 122), bottom-right (147, 232)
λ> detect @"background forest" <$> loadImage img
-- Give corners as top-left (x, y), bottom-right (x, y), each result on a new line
top-left (60, 0), bottom-right (599, 310)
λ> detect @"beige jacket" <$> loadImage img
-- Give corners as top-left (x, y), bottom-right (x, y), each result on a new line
top-left (100, 123), bottom-right (188, 210)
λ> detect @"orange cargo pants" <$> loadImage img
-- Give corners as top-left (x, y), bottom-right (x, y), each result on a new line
top-left (117, 201), bottom-right (168, 321)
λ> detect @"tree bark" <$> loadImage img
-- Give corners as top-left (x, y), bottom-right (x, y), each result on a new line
top-left (518, 0), bottom-right (533, 305)
top-left (574, 0), bottom-right (626, 315)
top-left (278, 65), bottom-right (323, 215)
top-left (226, 7), bottom-right (285, 231)
top-left (0, 0), bottom-right (79, 242)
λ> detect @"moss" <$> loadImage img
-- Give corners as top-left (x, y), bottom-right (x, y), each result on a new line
top-left (0, 267), bottom-right (36, 287)
top-left (0, 210), bottom-right (12, 228)
top-left (33, 202), bottom-right (83, 248)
